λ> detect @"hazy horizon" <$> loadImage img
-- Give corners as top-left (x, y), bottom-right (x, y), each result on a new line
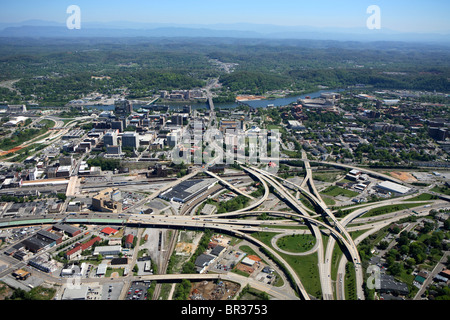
top-left (1, 0), bottom-right (449, 34)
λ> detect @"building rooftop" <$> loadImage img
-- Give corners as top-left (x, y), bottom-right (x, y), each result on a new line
top-left (377, 181), bottom-right (411, 194)
top-left (160, 179), bottom-right (215, 203)
top-left (101, 227), bottom-right (118, 235)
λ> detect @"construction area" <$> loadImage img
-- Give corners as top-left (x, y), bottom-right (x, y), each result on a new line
top-left (189, 280), bottom-right (240, 300)
top-left (389, 171), bottom-right (418, 183)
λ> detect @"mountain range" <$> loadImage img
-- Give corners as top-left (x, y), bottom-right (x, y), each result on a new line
top-left (0, 20), bottom-right (449, 43)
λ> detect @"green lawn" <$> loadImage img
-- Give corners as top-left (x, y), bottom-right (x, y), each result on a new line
top-left (252, 232), bottom-right (321, 298)
top-left (321, 186), bottom-right (359, 198)
top-left (276, 234), bottom-right (316, 253)
top-left (363, 202), bottom-right (430, 217)
top-left (322, 196), bottom-right (336, 206)
top-left (431, 186), bottom-right (450, 196)
top-left (403, 193), bottom-right (438, 201)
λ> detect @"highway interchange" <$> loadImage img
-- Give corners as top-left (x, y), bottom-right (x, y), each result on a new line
top-left (0, 158), bottom-right (447, 300)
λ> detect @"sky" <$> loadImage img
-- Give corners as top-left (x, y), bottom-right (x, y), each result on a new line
top-left (0, 0), bottom-right (449, 33)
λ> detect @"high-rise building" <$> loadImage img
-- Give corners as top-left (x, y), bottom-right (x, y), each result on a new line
top-left (114, 99), bottom-right (133, 116)
top-left (167, 132), bottom-right (178, 147)
top-left (171, 114), bottom-right (184, 126)
top-left (104, 130), bottom-right (118, 146)
top-left (183, 105), bottom-right (192, 114)
top-left (122, 132), bottom-right (139, 149)
top-left (111, 120), bottom-right (124, 133)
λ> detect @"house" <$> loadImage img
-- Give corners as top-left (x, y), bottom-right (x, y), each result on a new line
top-left (414, 275), bottom-right (426, 287)
top-left (439, 269), bottom-right (450, 279)
top-left (124, 234), bottom-right (134, 249)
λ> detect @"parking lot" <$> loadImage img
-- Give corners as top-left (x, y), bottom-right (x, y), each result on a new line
top-left (126, 280), bottom-right (151, 300)
top-left (103, 283), bottom-right (124, 300)
top-left (122, 191), bottom-right (146, 211)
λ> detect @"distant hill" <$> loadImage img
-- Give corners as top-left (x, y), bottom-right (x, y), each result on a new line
top-left (0, 20), bottom-right (449, 43)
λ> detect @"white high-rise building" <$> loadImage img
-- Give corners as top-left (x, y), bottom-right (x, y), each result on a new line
top-left (104, 130), bottom-right (118, 146)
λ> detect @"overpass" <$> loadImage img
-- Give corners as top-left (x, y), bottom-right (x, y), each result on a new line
top-left (262, 157), bottom-right (406, 185)
top-left (247, 164), bottom-right (364, 300)
top-left (204, 170), bottom-right (255, 200)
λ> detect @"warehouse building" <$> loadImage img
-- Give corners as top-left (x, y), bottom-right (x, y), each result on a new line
top-left (376, 181), bottom-right (411, 195)
top-left (159, 179), bottom-right (216, 203)
top-left (53, 224), bottom-right (82, 237)
top-left (93, 245), bottom-right (122, 257)
top-left (21, 230), bottom-right (63, 253)
top-left (194, 253), bottom-right (215, 273)
top-left (28, 255), bottom-right (57, 273)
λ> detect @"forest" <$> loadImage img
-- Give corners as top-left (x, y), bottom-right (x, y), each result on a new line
top-left (0, 37), bottom-right (449, 105)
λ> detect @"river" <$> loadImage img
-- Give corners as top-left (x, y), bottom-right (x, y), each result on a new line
top-left (1, 89), bottom-right (344, 112)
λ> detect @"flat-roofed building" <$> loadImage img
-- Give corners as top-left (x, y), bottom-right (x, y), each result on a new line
top-left (122, 132), bottom-right (139, 149)
top-left (159, 179), bottom-right (216, 203)
top-left (106, 145), bottom-right (122, 155)
top-left (12, 269), bottom-right (31, 280)
top-left (53, 224), bottom-right (82, 237)
top-left (104, 130), bottom-right (119, 146)
top-left (4, 116), bottom-right (28, 127)
top-left (7, 104), bottom-right (27, 113)
top-left (93, 245), bottom-right (121, 256)
top-left (92, 188), bottom-right (122, 213)
top-left (288, 120), bottom-right (306, 131)
top-left (62, 286), bottom-right (89, 300)
top-left (377, 181), bottom-right (411, 195)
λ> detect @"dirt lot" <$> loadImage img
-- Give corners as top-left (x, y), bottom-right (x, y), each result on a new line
top-left (175, 242), bottom-right (194, 255)
top-left (389, 171), bottom-right (418, 183)
top-left (190, 280), bottom-right (240, 300)
top-left (235, 263), bottom-right (254, 275)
